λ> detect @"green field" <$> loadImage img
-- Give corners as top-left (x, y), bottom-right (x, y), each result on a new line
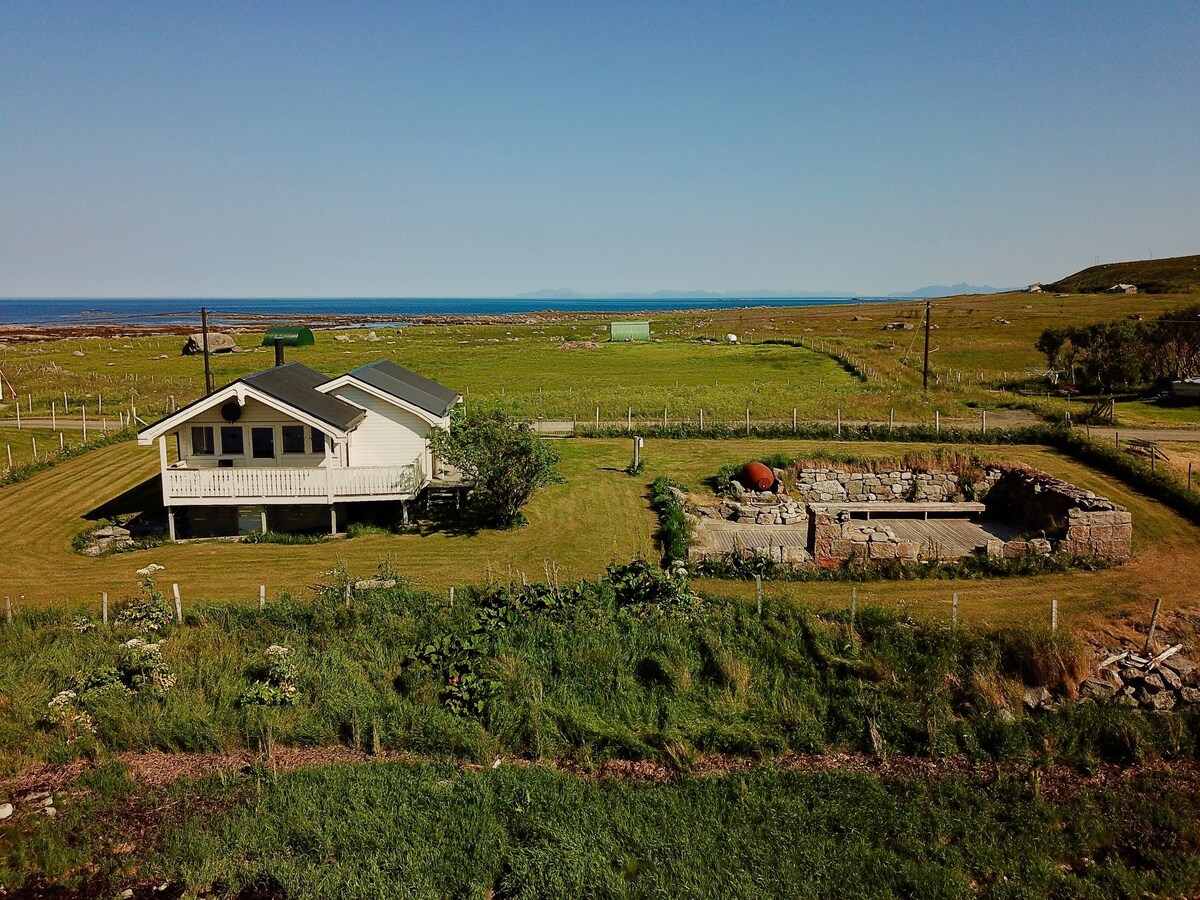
top-left (4, 290), bottom-right (1199, 436)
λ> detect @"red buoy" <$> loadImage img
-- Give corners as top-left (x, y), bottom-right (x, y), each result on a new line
top-left (739, 461), bottom-right (776, 492)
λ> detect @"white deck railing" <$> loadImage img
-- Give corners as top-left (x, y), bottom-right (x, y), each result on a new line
top-left (163, 461), bottom-right (424, 504)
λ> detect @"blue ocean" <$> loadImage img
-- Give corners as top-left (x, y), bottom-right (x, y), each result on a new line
top-left (0, 296), bottom-right (894, 327)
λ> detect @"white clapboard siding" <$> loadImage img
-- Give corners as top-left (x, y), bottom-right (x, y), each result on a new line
top-left (329, 384), bottom-right (432, 469)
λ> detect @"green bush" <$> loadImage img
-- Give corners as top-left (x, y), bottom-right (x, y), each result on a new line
top-left (648, 476), bottom-right (691, 562)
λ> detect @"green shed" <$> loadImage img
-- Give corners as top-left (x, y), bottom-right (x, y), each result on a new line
top-left (610, 321), bottom-right (651, 342)
top-left (261, 326), bottom-right (315, 347)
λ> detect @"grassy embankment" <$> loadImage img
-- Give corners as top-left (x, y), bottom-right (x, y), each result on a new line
top-left (1, 436), bottom-right (1199, 641)
top-left (4, 570), bottom-right (1200, 896)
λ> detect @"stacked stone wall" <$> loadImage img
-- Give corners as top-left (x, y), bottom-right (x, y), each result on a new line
top-left (791, 467), bottom-right (1002, 504)
top-left (700, 464), bottom-right (1131, 567)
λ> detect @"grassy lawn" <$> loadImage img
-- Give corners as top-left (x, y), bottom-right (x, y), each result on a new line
top-left (2, 435), bottom-right (1197, 638)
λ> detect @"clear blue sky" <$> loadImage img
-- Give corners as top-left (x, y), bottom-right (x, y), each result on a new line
top-left (2, 1), bottom-right (1197, 297)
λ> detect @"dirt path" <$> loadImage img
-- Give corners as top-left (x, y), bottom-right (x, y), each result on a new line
top-left (7, 746), bottom-right (1200, 805)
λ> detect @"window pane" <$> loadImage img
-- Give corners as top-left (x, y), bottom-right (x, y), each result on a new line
top-left (220, 426), bottom-right (244, 455)
top-left (191, 426), bottom-right (214, 455)
top-left (281, 425), bottom-right (306, 454)
top-left (251, 427), bottom-right (275, 459)
top-left (311, 428), bottom-right (325, 454)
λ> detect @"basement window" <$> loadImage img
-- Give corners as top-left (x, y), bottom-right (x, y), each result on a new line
top-left (191, 426), bottom-right (215, 456)
top-left (251, 427), bottom-right (275, 459)
top-left (281, 425), bottom-right (306, 454)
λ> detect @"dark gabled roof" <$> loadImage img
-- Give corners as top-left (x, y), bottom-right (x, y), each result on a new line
top-left (347, 359), bottom-right (461, 417)
top-left (243, 362), bottom-right (365, 431)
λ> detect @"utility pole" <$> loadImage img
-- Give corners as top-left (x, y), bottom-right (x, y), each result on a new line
top-left (922, 300), bottom-right (931, 392)
top-left (201, 307), bottom-right (214, 396)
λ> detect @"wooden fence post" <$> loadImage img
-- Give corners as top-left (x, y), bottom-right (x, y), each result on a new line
top-left (5, 445), bottom-right (10, 468)
top-left (51, 402), bottom-right (55, 430)
top-left (1189, 463), bottom-right (1194, 493)
top-left (850, 586), bottom-right (857, 630)
top-left (4, 596), bottom-right (10, 625)
top-left (792, 408), bottom-right (797, 432)
top-left (627, 408), bottom-right (632, 431)
top-left (172, 583), bottom-right (183, 623)
top-left (836, 408), bottom-right (841, 436)
top-left (1143, 597), bottom-right (1163, 654)
top-left (935, 410), bottom-right (940, 433)
top-left (259, 585), bottom-right (266, 610)
top-left (745, 408), bottom-right (750, 434)
top-left (1051, 597), bottom-right (1058, 632)
top-left (951, 591), bottom-right (958, 626)
top-left (102, 591), bottom-right (108, 625)
top-left (755, 574), bottom-right (762, 617)
top-left (595, 406), bottom-right (599, 429)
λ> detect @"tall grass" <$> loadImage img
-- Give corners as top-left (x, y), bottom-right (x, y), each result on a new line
top-left (2, 574), bottom-right (1195, 774)
top-left (150, 762), bottom-right (1200, 899)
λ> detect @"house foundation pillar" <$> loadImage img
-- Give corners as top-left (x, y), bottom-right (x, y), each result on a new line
top-left (401, 500), bottom-right (409, 525)
top-left (330, 505), bottom-right (338, 535)
top-left (167, 507), bottom-right (177, 542)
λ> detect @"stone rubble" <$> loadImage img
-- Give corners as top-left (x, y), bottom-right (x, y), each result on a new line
top-left (1077, 646), bottom-right (1199, 711)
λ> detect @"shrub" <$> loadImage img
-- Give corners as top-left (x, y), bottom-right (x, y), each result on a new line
top-left (648, 476), bottom-right (691, 562)
top-left (115, 564), bottom-right (174, 632)
top-left (243, 530), bottom-right (328, 545)
top-left (429, 407), bottom-right (563, 527)
top-left (239, 645), bottom-right (299, 708)
top-left (606, 558), bottom-right (701, 616)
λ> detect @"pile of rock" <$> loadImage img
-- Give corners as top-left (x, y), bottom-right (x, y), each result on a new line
top-left (78, 520), bottom-right (166, 556)
top-left (704, 498), bottom-right (808, 526)
top-left (1079, 646), bottom-right (1198, 711)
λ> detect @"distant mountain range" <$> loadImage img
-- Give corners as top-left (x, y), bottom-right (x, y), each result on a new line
top-left (512, 284), bottom-right (1011, 301)
top-left (887, 283), bottom-right (1010, 298)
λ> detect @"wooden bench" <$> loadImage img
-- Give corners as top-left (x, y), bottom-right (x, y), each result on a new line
top-left (808, 501), bottom-right (986, 520)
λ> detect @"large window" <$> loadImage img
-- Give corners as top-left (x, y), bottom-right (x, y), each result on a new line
top-left (281, 425), bottom-right (306, 454)
top-left (220, 426), bottom-right (244, 455)
top-left (191, 426), bottom-right (215, 456)
top-left (251, 427), bottom-right (275, 459)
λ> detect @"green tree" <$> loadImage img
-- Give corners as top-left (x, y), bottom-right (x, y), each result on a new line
top-left (429, 408), bottom-right (563, 527)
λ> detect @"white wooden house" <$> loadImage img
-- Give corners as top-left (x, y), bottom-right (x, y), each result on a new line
top-left (137, 359), bottom-right (462, 539)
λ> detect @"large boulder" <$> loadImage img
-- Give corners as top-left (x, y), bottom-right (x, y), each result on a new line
top-left (182, 333), bottom-right (237, 355)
